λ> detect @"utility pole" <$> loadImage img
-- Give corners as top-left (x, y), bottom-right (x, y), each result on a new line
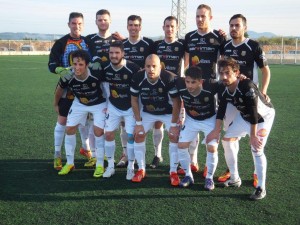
top-left (171, 0), bottom-right (187, 38)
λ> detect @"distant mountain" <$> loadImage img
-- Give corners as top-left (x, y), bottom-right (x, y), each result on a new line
top-left (247, 31), bottom-right (277, 39)
top-left (0, 32), bottom-right (63, 40)
top-left (0, 31), bottom-right (278, 40)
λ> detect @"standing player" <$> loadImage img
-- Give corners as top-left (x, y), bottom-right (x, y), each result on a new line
top-left (185, 4), bottom-right (226, 81)
top-left (48, 12), bottom-right (91, 170)
top-left (176, 66), bottom-right (219, 190)
top-left (122, 15), bottom-right (165, 169)
top-left (100, 41), bottom-right (140, 179)
top-left (154, 16), bottom-right (185, 76)
top-left (206, 58), bottom-right (275, 200)
top-left (218, 14), bottom-right (271, 184)
top-left (154, 16), bottom-right (200, 175)
top-left (85, 9), bottom-right (125, 168)
top-left (53, 50), bottom-right (107, 177)
top-left (130, 54), bottom-right (181, 185)
top-left (87, 9), bottom-right (124, 64)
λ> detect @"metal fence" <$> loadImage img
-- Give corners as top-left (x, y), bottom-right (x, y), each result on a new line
top-left (0, 38), bottom-right (299, 64)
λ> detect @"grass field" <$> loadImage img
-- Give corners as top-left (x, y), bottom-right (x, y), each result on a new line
top-left (0, 56), bottom-right (299, 225)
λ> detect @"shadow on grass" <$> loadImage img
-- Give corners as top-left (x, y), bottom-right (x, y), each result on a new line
top-left (0, 159), bottom-right (255, 202)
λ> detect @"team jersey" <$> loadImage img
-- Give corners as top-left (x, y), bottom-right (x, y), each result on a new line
top-left (102, 60), bottom-right (140, 110)
top-left (123, 37), bottom-right (154, 68)
top-left (48, 34), bottom-right (89, 73)
top-left (185, 30), bottom-right (226, 80)
top-left (58, 69), bottom-right (106, 106)
top-left (176, 78), bottom-right (219, 120)
top-left (220, 38), bottom-right (268, 84)
top-left (130, 69), bottom-right (179, 115)
top-left (86, 34), bottom-right (118, 63)
top-left (217, 79), bottom-right (274, 124)
top-left (153, 39), bottom-right (186, 76)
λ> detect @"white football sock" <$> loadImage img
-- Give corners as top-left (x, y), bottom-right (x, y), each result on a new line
top-left (127, 142), bottom-right (135, 170)
top-left (120, 125), bottom-right (128, 155)
top-left (134, 142), bottom-right (146, 171)
top-left (78, 124), bottom-right (90, 150)
top-left (65, 134), bottom-right (76, 165)
top-left (54, 122), bottom-right (65, 157)
top-left (178, 148), bottom-right (193, 178)
top-left (222, 140), bottom-right (240, 180)
top-left (95, 135), bottom-right (105, 167)
top-left (105, 140), bottom-right (115, 168)
top-left (169, 143), bottom-right (179, 173)
top-left (153, 127), bottom-right (164, 158)
top-left (189, 134), bottom-right (199, 165)
top-left (88, 126), bottom-right (96, 157)
top-left (252, 149), bottom-right (267, 190)
top-left (205, 151), bottom-right (218, 179)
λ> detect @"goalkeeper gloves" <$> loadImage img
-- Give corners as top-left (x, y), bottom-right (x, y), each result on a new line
top-left (55, 67), bottom-right (73, 82)
top-left (89, 57), bottom-right (102, 71)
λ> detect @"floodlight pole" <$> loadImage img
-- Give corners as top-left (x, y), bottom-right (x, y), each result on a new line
top-left (171, 0), bottom-right (187, 38)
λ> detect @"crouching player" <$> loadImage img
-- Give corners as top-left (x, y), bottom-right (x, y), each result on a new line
top-left (54, 49), bottom-right (107, 177)
top-left (176, 66), bottom-right (219, 190)
top-left (206, 58), bottom-right (275, 200)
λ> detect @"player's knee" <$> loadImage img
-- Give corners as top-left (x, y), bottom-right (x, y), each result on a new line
top-left (94, 126), bottom-right (104, 137)
top-left (178, 142), bottom-right (189, 149)
top-left (222, 137), bottom-right (238, 142)
top-left (154, 121), bottom-right (163, 129)
top-left (134, 133), bottom-right (146, 143)
top-left (66, 126), bottom-right (77, 135)
top-left (105, 131), bottom-right (115, 141)
top-left (251, 147), bottom-right (264, 157)
top-left (206, 144), bottom-right (218, 153)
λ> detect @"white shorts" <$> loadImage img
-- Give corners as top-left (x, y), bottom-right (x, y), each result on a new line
top-left (224, 109), bottom-right (275, 147)
top-left (105, 102), bottom-right (135, 134)
top-left (141, 112), bottom-right (172, 133)
top-left (67, 98), bottom-right (106, 129)
top-left (179, 115), bottom-right (218, 147)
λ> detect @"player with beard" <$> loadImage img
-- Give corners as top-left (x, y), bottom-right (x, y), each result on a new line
top-left (99, 41), bottom-right (140, 179)
top-left (218, 14), bottom-right (271, 185)
top-left (86, 9), bottom-right (126, 168)
top-left (206, 58), bottom-right (275, 200)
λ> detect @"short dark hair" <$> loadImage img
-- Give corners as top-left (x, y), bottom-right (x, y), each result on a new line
top-left (96, 9), bottom-right (110, 17)
top-left (110, 40), bottom-right (124, 52)
top-left (197, 4), bottom-right (212, 16)
top-left (69, 12), bottom-right (84, 23)
top-left (127, 15), bottom-right (142, 24)
top-left (71, 50), bottom-right (90, 65)
top-left (185, 66), bottom-right (203, 80)
top-left (229, 14), bottom-right (247, 26)
top-left (163, 16), bottom-right (178, 25)
top-left (217, 57), bottom-right (240, 73)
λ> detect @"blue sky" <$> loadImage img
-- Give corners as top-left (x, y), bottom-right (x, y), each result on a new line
top-left (0, 0), bottom-right (299, 37)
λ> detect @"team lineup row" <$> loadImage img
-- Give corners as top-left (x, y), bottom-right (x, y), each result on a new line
top-left (48, 4), bottom-right (274, 201)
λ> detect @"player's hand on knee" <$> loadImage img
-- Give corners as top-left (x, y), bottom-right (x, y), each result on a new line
top-left (250, 135), bottom-right (263, 150)
top-left (168, 126), bottom-right (179, 141)
top-left (206, 129), bottom-right (220, 144)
